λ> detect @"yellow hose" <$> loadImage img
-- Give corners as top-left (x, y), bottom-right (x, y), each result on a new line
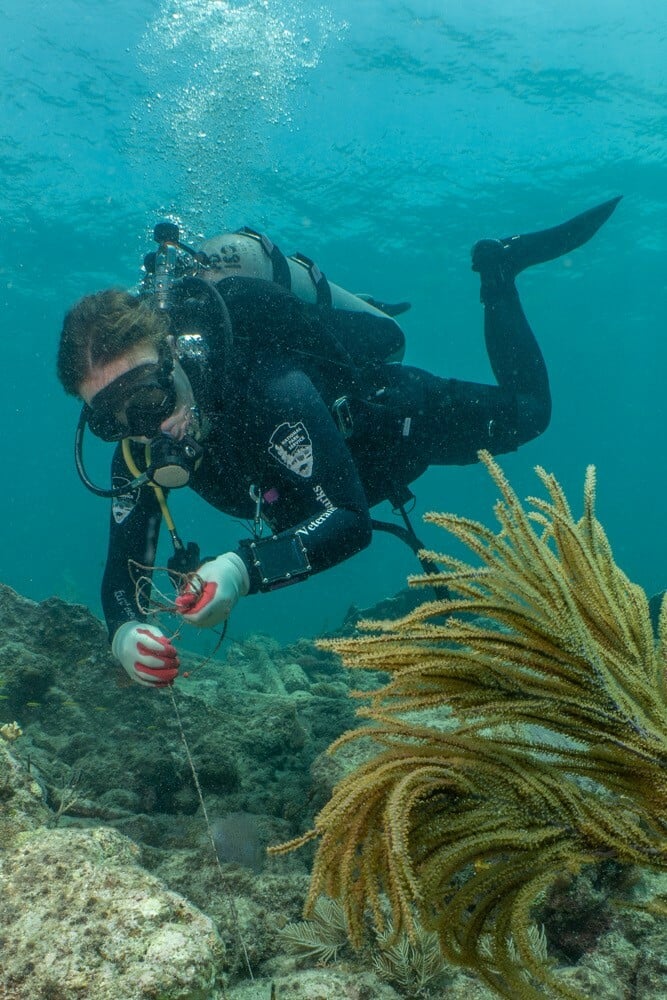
top-left (121, 438), bottom-right (177, 534)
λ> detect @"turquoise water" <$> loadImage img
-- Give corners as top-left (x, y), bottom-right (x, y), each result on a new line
top-left (2, 0), bottom-right (665, 643)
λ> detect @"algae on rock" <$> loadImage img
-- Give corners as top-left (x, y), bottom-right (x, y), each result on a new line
top-left (0, 823), bottom-right (225, 999)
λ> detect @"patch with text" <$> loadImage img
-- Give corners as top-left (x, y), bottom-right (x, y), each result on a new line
top-left (268, 421), bottom-right (313, 478)
top-left (112, 477), bottom-right (140, 525)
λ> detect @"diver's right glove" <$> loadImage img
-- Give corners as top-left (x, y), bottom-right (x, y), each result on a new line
top-left (111, 621), bottom-right (180, 688)
top-left (175, 552), bottom-right (250, 628)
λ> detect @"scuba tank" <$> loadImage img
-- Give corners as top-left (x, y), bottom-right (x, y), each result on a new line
top-left (142, 223), bottom-right (409, 370)
top-left (196, 227), bottom-right (408, 367)
top-left (142, 221), bottom-right (412, 439)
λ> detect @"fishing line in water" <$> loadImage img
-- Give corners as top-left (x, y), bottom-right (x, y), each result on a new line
top-left (166, 684), bottom-right (255, 981)
top-left (130, 558), bottom-right (255, 976)
top-left (129, 559), bottom-right (228, 674)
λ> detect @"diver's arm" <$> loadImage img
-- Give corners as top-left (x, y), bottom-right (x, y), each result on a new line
top-left (176, 359), bottom-right (371, 628)
top-left (176, 365), bottom-right (372, 627)
top-left (101, 448), bottom-right (180, 686)
top-left (101, 444), bottom-right (163, 640)
top-left (236, 365), bottom-right (373, 592)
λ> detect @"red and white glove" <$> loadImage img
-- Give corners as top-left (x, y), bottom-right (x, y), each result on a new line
top-left (111, 621), bottom-right (180, 688)
top-left (175, 552), bottom-right (250, 628)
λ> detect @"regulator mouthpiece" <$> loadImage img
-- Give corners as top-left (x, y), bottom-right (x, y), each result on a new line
top-left (147, 433), bottom-right (203, 489)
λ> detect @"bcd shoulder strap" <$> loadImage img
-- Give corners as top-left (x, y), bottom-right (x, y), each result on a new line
top-left (235, 227), bottom-right (291, 290)
top-left (236, 227), bottom-right (333, 307)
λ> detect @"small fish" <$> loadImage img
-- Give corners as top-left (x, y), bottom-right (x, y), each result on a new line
top-left (25, 701), bottom-right (41, 708)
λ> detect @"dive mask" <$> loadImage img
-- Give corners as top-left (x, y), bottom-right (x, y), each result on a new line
top-left (86, 352), bottom-right (177, 442)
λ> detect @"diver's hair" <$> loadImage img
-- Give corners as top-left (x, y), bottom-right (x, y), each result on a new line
top-left (57, 289), bottom-right (170, 397)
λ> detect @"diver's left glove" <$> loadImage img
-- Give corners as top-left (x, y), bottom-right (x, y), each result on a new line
top-left (175, 552), bottom-right (250, 628)
top-left (111, 621), bottom-right (180, 688)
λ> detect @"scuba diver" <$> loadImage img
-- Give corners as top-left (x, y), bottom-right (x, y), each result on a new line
top-left (56, 197), bottom-right (621, 688)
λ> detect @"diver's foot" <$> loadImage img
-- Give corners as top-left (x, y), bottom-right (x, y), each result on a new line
top-left (471, 195), bottom-right (622, 302)
top-left (471, 239), bottom-right (516, 303)
top-left (471, 238), bottom-right (511, 275)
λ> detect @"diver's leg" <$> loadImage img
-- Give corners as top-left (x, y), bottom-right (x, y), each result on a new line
top-left (479, 280), bottom-right (551, 441)
top-left (363, 199), bottom-right (622, 486)
top-left (366, 284), bottom-right (551, 473)
top-left (470, 196), bottom-right (622, 441)
top-left (364, 363), bottom-right (541, 474)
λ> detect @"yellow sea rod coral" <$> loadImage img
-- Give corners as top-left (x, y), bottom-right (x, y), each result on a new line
top-left (271, 451), bottom-right (667, 1000)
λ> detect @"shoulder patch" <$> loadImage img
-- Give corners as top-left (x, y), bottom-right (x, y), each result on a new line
top-left (268, 421), bottom-right (313, 478)
top-left (112, 477), bottom-right (140, 524)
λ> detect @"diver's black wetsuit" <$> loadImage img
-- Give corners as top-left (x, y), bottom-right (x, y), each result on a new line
top-left (101, 276), bottom-right (550, 638)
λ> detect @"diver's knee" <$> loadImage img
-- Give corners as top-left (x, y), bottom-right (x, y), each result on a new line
top-left (517, 392), bottom-right (551, 442)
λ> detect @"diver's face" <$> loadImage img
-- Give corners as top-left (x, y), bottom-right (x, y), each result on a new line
top-left (80, 340), bottom-right (195, 442)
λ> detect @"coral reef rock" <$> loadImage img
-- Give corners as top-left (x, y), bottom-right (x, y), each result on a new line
top-left (0, 823), bottom-right (224, 999)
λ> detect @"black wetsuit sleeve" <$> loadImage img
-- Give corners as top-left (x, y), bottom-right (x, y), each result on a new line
top-left (232, 363), bottom-right (372, 593)
top-left (100, 444), bottom-right (163, 640)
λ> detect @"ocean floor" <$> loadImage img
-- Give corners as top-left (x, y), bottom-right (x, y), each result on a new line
top-left (1, 583), bottom-right (666, 999)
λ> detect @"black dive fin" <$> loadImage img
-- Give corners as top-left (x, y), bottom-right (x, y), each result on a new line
top-left (356, 294), bottom-right (412, 317)
top-left (499, 195), bottom-right (623, 275)
top-left (368, 297), bottom-right (411, 317)
top-left (472, 195), bottom-right (622, 293)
